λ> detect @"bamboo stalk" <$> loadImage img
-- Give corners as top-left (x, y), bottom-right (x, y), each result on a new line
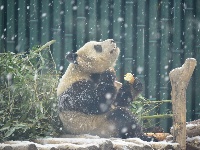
top-left (134, 100), bottom-right (172, 104)
top-left (35, 40), bottom-right (56, 53)
top-left (142, 114), bottom-right (173, 119)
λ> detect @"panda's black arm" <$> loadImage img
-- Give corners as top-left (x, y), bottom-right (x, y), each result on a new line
top-left (114, 77), bottom-right (143, 107)
top-left (58, 76), bottom-right (117, 115)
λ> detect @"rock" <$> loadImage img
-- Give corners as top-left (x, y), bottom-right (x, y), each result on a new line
top-left (2, 141), bottom-right (37, 150)
top-left (0, 137), bottom-right (180, 150)
top-left (150, 141), bottom-right (181, 150)
top-left (186, 136), bottom-right (200, 150)
top-left (0, 144), bottom-right (13, 150)
top-left (112, 138), bottom-right (152, 150)
top-left (35, 138), bottom-right (113, 150)
top-left (166, 135), bottom-right (173, 142)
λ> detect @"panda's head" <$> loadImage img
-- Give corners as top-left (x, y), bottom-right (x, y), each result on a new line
top-left (66, 39), bottom-right (120, 73)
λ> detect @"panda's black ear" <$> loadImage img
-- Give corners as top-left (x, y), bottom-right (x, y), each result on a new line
top-left (65, 52), bottom-right (78, 64)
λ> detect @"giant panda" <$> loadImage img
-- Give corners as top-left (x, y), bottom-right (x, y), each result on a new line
top-left (57, 39), bottom-right (153, 141)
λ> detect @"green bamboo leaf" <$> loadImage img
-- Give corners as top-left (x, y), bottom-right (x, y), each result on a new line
top-left (4, 127), bottom-right (16, 138)
top-left (0, 126), bottom-right (10, 132)
top-left (135, 106), bottom-right (143, 114)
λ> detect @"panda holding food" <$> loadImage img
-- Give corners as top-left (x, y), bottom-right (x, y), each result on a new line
top-left (57, 39), bottom-right (154, 141)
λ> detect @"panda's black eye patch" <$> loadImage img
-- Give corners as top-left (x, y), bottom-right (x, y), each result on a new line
top-left (94, 45), bottom-right (102, 53)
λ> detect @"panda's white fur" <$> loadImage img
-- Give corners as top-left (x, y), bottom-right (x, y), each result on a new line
top-left (57, 39), bottom-right (121, 137)
top-left (59, 111), bottom-right (118, 138)
top-left (57, 39), bottom-right (152, 140)
top-left (57, 39), bottom-right (119, 96)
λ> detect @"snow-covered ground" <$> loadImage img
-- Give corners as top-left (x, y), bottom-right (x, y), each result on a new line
top-left (0, 135), bottom-right (181, 150)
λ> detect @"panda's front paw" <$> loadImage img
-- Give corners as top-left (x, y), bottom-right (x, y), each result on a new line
top-left (132, 77), bottom-right (143, 93)
top-left (100, 69), bottom-right (116, 84)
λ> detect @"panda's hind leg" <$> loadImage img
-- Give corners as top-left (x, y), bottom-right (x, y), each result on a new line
top-left (106, 107), bottom-right (142, 139)
top-left (106, 107), bottom-right (155, 141)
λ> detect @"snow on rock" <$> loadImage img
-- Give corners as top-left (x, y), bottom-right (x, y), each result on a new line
top-left (186, 136), bottom-right (200, 150)
top-left (35, 138), bottom-right (113, 149)
top-left (0, 135), bottom-right (181, 150)
top-left (0, 141), bottom-right (37, 150)
top-left (111, 138), bottom-right (152, 150)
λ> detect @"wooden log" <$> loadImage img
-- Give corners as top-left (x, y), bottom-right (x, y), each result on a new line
top-left (186, 119), bottom-right (200, 137)
top-left (145, 133), bottom-right (170, 141)
top-left (171, 119), bottom-right (200, 138)
top-left (169, 58), bottom-right (197, 150)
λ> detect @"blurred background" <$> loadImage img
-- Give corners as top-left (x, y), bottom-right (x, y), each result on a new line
top-left (0, 0), bottom-right (200, 131)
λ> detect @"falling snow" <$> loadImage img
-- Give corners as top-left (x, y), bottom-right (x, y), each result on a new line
top-left (6, 73), bottom-right (12, 81)
top-left (42, 13), bottom-right (47, 17)
top-left (0, 5), bottom-right (4, 10)
top-left (59, 66), bottom-right (64, 71)
top-left (137, 66), bottom-right (144, 74)
top-left (1, 1), bottom-right (200, 147)
top-left (117, 17), bottom-right (124, 22)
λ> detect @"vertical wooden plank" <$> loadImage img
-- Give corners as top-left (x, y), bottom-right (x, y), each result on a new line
top-left (167, 0), bottom-right (173, 132)
top-left (0, 0), bottom-right (5, 52)
top-left (100, 0), bottom-right (109, 40)
top-left (65, 1), bottom-right (73, 35)
top-left (194, 0), bottom-right (200, 119)
top-left (172, 0), bottom-right (183, 68)
top-left (184, 0), bottom-right (194, 121)
top-left (60, 0), bottom-right (66, 73)
top-left (41, 0), bottom-right (50, 45)
top-left (14, 0), bottom-right (18, 53)
top-left (132, 0), bottom-right (138, 75)
top-left (77, 0), bottom-right (85, 49)
top-left (124, 1), bottom-right (133, 74)
top-left (84, 0), bottom-right (89, 42)
top-left (87, 0), bottom-right (97, 41)
top-left (6, 0), bottom-right (15, 52)
top-left (148, 0), bottom-right (158, 100)
top-left (155, 0), bottom-right (162, 127)
top-left (136, 0), bottom-right (145, 90)
top-left (37, 0), bottom-right (42, 44)
top-left (17, 0), bottom-right (26, 52)
top-left (190, 0), bottom-right (198, 121)
top-left (159, 0), bottom-right (170, 131)
top-left (52, 1), bottom-right (61, 68)
top-left (113, 0), bottom-right (122, 78)
top-left (64, 0), bottom-right (73, 70)
top-left (119, 0), bottom-right (126, 82)
top-left (113, 0), bottom-right (121, 43)
top-left (24, 0), bottom-right (30, 52)
top-left (108, 0), bottom-right (114, 39)
top-left (72, 0), bottom-right (77, 51)
top-left (96, 0), bottom-right (101, 41)
top-left (0, 0), bottom-right (2, 51)
top-left (143, 0), bottom-right (150, 99)
top-left (29, 0), bottom-right (39, 48)
top-left (147, 0), bottom-right (158, 128)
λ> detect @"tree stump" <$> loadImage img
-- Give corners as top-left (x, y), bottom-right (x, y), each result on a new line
top-left (169, 58), bottom-right (197, 150)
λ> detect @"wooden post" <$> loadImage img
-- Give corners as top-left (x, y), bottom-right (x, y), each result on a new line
top-left (169, 58), bottom-right (197, 150)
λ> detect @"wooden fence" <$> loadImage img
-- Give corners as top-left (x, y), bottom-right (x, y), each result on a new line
top-left (0, 0), bottom-right (200, 131)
